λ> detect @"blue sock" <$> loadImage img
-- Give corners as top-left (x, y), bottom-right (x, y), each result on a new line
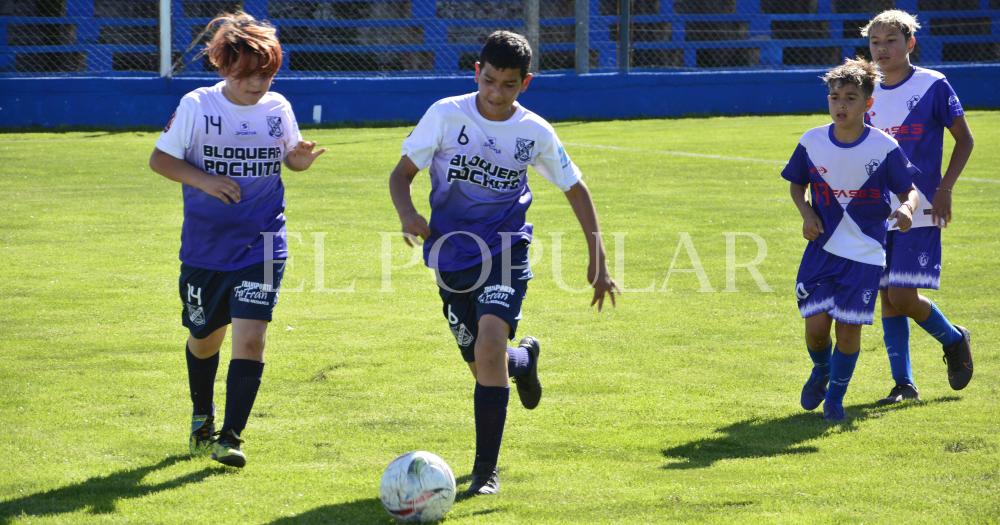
top-left (473, 383), bottom-right (509, 472)
top-left (507, 345), bottom-right (531, 378)
top-left (882, 316), bottom-right (913, 386)
top-left (808, 342), bottom-right (832, 371)
top-left (826, 347), bottom-right (860, 406)
top-left (916, 302), bottom-right (962, 346)
top-left (185, 344), bottom-right (219, 416)
top-left (221, 359), bottom-right (265, 436)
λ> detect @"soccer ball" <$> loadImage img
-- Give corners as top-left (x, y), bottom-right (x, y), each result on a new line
top-left (379, 451), bottom-right (456, 522)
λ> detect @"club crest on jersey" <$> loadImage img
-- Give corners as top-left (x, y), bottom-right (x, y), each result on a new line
top-left (918, 252), bottom-right (930, 268)
top-left (514, 138), bottom-right (535, 162)
top-left (862, 289), bottom-right (873, 305)
top-left (906, 95), bottom-right (921, 111)
top-left (484, 136), bottom-right (501, 154)
top-left (266, 116), bottom-right (283, 138)
top-left (865, 159), bottom-right (880, 176)
top-left (948, 95), bottom-right (960, 108)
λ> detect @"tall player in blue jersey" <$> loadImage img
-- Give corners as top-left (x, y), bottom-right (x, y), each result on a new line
top-left (782, 58), bottom-right (919, 422)
top-left (149, 12), bottom-right (325, 468)
top-left (862, 10), bottom-right (975, 404)
top-left (388, 31), bottom-right (618, 495)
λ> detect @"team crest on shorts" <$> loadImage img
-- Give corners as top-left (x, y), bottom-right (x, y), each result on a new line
top-left (514, 138), bottom-right (535, 163)
top-left (918, 252), bottom-right (930, 268)
top-left (862, 289), bottom-right (873, 305)
top-left (266, 116), bottom-right (283, 138)
top-left (187, 303), bottom-right (206, 326)
top-left (450, 323), bottom-right (474, 347)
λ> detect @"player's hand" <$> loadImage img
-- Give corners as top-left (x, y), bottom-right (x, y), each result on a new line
top-left (931, 188), bottom-right (952, 227)
top-left (892, 204), bottom-right (914, 232)
top-left (588, 262), bottom-right (619, 312)
top-left (286, 140), bottom-right (327, 170)
top-left (400, 210), bottom-right (430, 247)
top-left (802, 211), bottom-right (824, 241)
top-left (197, 173), bottom-right (241, 204)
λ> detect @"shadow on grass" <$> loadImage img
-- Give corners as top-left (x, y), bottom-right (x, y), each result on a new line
top-left (268, 475), bottom-right (497, 524)
top-left (0, 455), bottom-right (225, 523)
top-left (267, 497), bottom-right (391, 524)
top-left (662, 396), bottom-right (961, 469)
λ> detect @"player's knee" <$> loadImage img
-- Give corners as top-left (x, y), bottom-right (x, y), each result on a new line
top-left (886, 288), bottom-right (921, 316)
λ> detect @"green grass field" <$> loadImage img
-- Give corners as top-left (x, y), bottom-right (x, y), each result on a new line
top-left (1, 110), bottom-right (998, 524)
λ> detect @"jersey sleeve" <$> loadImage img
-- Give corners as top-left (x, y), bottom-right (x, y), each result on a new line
top-left (932, 78), bottom-right (964, 129)
top-left (531, 130), bottom-right (581, 192)
top-left (283, 102), bottom-right (303, 150)
top-left (884, 147), bottom-right (920, 195)
top-left (401, 103), bottom-right (444, 170)
top-left (780, 143), bottom-right (810, 185)
top-left (154, 96), bottom-right (197, 160)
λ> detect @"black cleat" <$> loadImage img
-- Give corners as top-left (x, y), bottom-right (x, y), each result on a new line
top-left (465, 467), bottom-right (500, 496)
top-left (942, 325), bottom-right (973, 390)
top-left (211, 429), bottom-right (246, 468)
top-left (876, 383), bottom-right (920, 405)
top-left (512, 336), bottom-right (542, 410)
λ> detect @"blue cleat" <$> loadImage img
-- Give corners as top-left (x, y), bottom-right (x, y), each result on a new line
top-left (800, 368), bottom-right (829, 411)
top-left (823, 401), bottom-right (845, 422)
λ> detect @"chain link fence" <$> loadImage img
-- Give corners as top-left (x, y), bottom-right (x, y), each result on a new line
top-left (2, 0), bottom-right (998, 76)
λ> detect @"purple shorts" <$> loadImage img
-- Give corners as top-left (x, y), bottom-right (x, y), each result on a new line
top-left (880, 227), bottom-right (942, 290)
top-left (796, 248), bottom-right (882, 326)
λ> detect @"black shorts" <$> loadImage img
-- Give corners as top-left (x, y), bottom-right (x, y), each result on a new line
top-left (436, 241), bottom-right (532, 363)
top-left (178, 260), bottom-right (286, 339)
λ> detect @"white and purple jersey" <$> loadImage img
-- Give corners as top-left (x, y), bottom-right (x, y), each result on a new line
top-left (156, 81), bottom-right (302, 271)
top-left (781, 124), bottom-right (919, 267)
top-left (402, 92), bottom-right (581, 271)
top-left (868, 66), bottom-right (964, 230)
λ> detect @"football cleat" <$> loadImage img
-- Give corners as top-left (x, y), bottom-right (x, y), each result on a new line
top-left (211, 429), bottom-right (246, 468)
top-left (800, 367), bottom-right (829, 411)
top-left (942, 325), bottom-right (973, 390)
top-left (465, 467), bottom-right (500, 496)
top-left (823, 400), bottom-right (845, 422)
top-left (876, 383), bottom-right (920, 406)
top-left (189, 414), bottom-right (215, 456)
top-left (512, 336), bottom-right (542, 410)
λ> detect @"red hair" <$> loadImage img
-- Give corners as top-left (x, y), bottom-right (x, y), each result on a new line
top-left (205, 11), bottom-right (282, 79)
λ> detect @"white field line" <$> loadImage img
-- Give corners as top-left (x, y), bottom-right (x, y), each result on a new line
top-left (565, 141), bottom-right (1000, 185)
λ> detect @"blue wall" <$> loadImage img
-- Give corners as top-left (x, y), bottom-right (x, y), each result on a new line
top-left (1, 65), bottom-right (998, 129)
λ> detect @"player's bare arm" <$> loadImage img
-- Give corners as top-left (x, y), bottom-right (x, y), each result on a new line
top-left (790, 182), bottom-right (823, 241)
top-left (150, 148), bottom-right (241, 204)
top-left (564, 181), bottom-right (619, 311)
top-left (933, 115), bottom-right (975, 227)
top-left (891, 188), bottom-right (919, 232)
top-left (284, 140), bottom-right (327, 171)
top-left (389, 155), bottom-right (430, 247)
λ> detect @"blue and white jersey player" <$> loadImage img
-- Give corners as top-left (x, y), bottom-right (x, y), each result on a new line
top-left (782, 58), bottom-right (918, 422)
top-left (862, 9), bottom-right (975, 405)
top-left (388, 31), bottom-right (618, 497)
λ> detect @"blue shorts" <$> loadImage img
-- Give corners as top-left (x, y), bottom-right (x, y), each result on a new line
top-left (179, 260), bottom-right (285, 339)
top-left (880, 227), bottom-right (941, 290)
top-left (795, 248), bottom-right (881, 325)
top-left (436, 241), bottom-right (532, 363)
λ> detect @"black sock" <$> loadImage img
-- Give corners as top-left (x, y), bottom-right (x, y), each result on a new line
top-left (221, 359), bottom-right (265, 436)
top-left (473, 383), bottom-right (509, 472)
top-left (185, 344), bottom-right (219, 417)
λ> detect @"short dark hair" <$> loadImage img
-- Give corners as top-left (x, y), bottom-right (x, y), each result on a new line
top-left (479, 30), bottom-right (532, 79)
top-left (822, 57), bottom-right (880, 98)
